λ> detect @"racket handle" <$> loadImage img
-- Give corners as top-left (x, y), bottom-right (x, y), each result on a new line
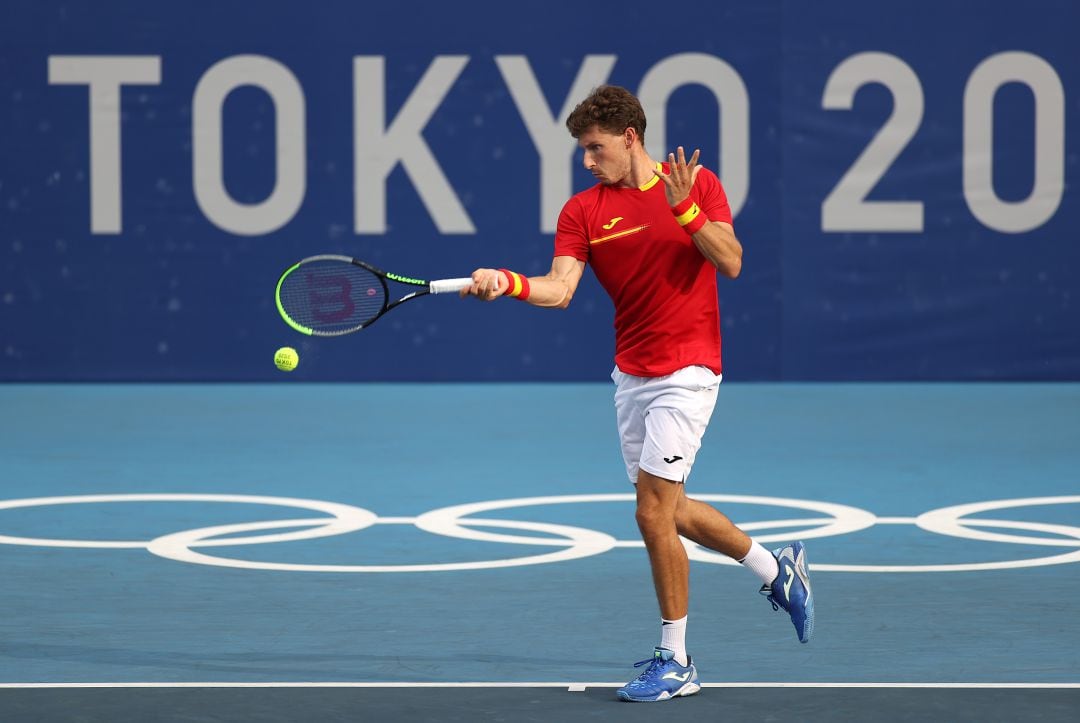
top-left (429, 278), bottom-right (474, 295)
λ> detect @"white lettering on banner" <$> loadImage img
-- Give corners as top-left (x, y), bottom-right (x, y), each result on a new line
top-left (821, 52), bottom-right (925, 233)
top-left (638, 53), bottom-right (750, 218)
top-left (46, 55), bottom-right (162, 234)
top-left (821, 51), bottom-right (1066, 235)
top-left (353, 56), bottom-right (475, 234)
top-left (495, 55), bottom-right (617, 233)
top-left (963, 51), bottom-right (1065, 234)
top-left (192, 55), bottom-right (307, 236)
top-left (47, 52), bottom-right (1066, 238)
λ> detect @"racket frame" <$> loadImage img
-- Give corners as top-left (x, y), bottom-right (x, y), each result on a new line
top-left (275, 254), bottom-right (470, 337)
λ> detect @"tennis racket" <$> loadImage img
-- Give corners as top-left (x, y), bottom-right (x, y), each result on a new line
top-left (275, 254), bottom-right (473, 336)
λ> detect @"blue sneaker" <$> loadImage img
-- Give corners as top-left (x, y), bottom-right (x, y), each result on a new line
top-left (760, 541), bottom-right (814, 643)
top-left (616, 647), bottom-right (700, 702)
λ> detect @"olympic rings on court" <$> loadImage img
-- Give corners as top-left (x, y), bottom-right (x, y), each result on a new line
top-left (0, 494), bottom-right (378, 549)
top-left (0, 493), bottom-right (1077, 574)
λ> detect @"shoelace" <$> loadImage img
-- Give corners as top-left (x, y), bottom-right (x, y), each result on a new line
top-left (628, 655), bottom-right (665, 684)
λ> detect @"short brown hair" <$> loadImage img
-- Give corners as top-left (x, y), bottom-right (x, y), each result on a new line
top-left (565, 85), bottom-right (646, 142)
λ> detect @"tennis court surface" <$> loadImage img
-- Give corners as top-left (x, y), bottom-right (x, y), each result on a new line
top-left (1, 383), bottom-right (1078, 721)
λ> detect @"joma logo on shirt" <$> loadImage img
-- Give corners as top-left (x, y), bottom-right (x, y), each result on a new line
top-left (602, 217), bottom-right (624, 230)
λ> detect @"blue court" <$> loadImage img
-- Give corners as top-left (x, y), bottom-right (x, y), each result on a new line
top-left (1, 383), bottom-right (1078, 713)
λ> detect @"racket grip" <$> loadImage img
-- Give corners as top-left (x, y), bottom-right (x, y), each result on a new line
top-left (429, 278), bottom-right (474, 294)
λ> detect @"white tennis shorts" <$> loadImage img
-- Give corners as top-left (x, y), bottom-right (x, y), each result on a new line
top-left (611, 364), bottom-right (721, 485)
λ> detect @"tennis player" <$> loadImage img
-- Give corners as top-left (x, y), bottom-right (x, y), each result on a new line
top-left (463, 85), bottom-right (813, 702)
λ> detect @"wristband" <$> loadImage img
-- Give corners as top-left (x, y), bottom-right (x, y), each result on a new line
top-left (499, 268), bottom-right (531, 301)
top-left (671, 197), bottom-right (695, 216)
top-left (682, 211), bottom-right (708, 235)
top-left (672, 198), bottom-right (708, 235)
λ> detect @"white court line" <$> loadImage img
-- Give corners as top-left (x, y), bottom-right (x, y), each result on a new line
top-left (0, 682), bottom-right (1077, 689)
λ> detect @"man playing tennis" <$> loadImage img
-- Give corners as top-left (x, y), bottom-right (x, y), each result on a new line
top-left (463, 85), bottom-right (813, 702)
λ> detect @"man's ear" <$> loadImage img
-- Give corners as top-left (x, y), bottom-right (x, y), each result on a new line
top-left (624, 127), bottom-right (636, 149)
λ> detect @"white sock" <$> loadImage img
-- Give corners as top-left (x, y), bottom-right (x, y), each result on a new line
top-left (740, 540), bottom-right (780, 586)
top-left (660, 615), bottom-right (688, 666)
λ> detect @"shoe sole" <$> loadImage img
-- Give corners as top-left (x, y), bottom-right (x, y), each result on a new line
top-left (796, 542), bottom-right (814, 643)
top-left (617, 680), bottom-right (701, 702)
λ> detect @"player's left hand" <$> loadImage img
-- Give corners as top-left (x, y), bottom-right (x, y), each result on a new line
top-left (655, 146), bottom-right (702, 208)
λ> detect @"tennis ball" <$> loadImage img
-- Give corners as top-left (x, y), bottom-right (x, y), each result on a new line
top-left (274, 346), bottom-right (299, 372)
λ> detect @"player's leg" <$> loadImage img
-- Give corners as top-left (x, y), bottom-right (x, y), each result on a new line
top-left (672, 493), bottom-right (779, 584)
top-left (635, 470), bottom-right (688, 621)
top-left (674, 493), bottom-right (753, 559)
top-left (617, 469), bottom-right (700, 702)
top-left (670, 461), bottom-right (814, 642)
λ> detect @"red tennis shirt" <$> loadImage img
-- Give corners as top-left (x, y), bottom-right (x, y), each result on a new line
top-left (554, 163), bottom-right (733, 377)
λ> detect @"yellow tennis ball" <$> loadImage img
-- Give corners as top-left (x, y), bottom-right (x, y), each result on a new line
top-left (274, 346), bottom-right (299, 372)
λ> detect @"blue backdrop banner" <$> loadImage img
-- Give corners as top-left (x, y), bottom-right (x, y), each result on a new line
top-left (1, 0), bottom-right (1077, 381)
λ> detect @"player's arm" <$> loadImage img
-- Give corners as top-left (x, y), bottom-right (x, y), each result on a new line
top-left (656, 146), bottom-right (743, 279)
top-left (689, 220), bottom-right (742, 279)
top-left (461, 255), bottom-right (586, 309)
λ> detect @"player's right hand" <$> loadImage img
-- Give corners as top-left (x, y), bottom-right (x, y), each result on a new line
top-left (460, 268), bottom-right (503, 301)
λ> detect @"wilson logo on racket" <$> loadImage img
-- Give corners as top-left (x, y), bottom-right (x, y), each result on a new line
top-left (306, 273), bottom-right (356, 323)
top-left (385, 272), bottom-right (427, 285)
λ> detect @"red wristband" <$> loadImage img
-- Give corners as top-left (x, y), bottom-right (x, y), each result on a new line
top-left (499, 269), bottom-right (531, 301)
top-left (672, 197), bottom-right (708, 235)
top-left (683, 213), bottom-right (708, 235)
top-left (671, 197), bottom-right (694, 216)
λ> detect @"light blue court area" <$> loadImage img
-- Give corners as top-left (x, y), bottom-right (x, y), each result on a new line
top-left (0, 383), bottom-right (1078, 686)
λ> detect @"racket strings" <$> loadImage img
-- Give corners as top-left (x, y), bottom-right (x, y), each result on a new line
top-left (279, 261), bottom-right (387, 333)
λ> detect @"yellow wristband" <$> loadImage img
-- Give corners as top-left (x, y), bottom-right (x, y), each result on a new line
top-left (675, 203), bottom-right (701, 226)
top-left (499, 269), bottom-right (531, 300)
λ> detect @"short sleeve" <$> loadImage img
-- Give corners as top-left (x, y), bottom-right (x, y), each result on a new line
top-left (693, 167), bottom-right (733, 226)
top-left (554, 196), bottom-right (590, 263)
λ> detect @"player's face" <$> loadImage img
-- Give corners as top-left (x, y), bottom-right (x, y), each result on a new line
top-left (578, 126), bottom-right (631, 185)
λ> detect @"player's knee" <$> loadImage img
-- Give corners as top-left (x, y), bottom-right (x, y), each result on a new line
top-left (635, 502), bottom-right (675, 539)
